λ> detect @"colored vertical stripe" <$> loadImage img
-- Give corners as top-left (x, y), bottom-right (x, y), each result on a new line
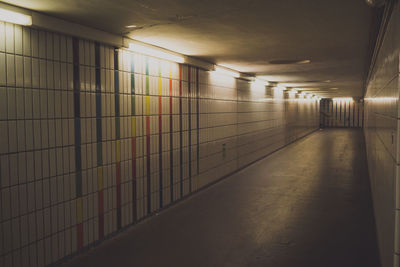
top-left (196, 68), bottom-right (200, 178)
top-left (347, 101), bottom-right (350, 127)
top-left (158, 64), bottom-right (163, 208)
top-left (114, 49), bottom-right (122, 229)
top-left (179, 65), bottom-right (183, 198)
top-left (72, 38), bottom-right (83, 249)
top-left (335, 102), bottom-right (337, 126)
top-left (146, 58), bottom-right (151, 214)
top-left (169, 64), bottom-right (174, 203)
top-left (131, 53), bottom-right (137, 221)
top-left (362, 104), bottom-right (364, 128)
top-left (95, 42), bottom-right (104, 238)
top-left (188, 66), bottom-right (192, 192)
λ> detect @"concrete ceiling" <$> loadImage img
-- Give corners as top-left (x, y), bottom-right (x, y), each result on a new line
top-left (3, 0), bottom-right (376, 97)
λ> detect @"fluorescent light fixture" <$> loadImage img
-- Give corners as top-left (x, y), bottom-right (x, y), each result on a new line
top-left (364, 97), bottom-right (397, 101)
top-left (255, 77), bottom-right (269, 86)
top-left (126, 25), bottom-right (138, 28)
top-left (0, 7), bottom-right (32, 25)
top-left (214, 66), bottom-right (240, 78)
top-left (332, 97), bottom-right (353, 102)
top-left (276, 84), bottom-right (286, 90)
top-left (128, 42), bottom-right (185, 63)
top-left (253, 78), bottom-right (269, 86)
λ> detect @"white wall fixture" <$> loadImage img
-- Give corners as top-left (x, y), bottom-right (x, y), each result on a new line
top-left (0, 6), bottom-right (32, 25)
top-left (128, 42), bottom-right (185, 63)
top-left (252, 78), bottom-right (269, 86)
top-left (214, 65), bottom-right (240, 78)
top-left (332, 97), bottom-right (353, 102)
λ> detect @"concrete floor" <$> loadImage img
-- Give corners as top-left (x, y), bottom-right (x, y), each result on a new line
top-left (61, 129), bottom-right (380, 267)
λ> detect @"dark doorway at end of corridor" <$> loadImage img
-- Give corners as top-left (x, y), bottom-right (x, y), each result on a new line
top-left (320, 98), bottom-right (364, 128)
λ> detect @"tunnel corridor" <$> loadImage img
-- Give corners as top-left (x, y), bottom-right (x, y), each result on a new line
top-left (1, 0), bottom-right (399, 266)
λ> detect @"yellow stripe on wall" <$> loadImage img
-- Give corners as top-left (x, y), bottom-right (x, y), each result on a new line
top-left (159, 76), bottom-right (162, 96)
top-left (146, 96), bottom-right (150, 115)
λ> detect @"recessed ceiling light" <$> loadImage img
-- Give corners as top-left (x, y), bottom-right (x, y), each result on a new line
top-left (126, 25), bottom-right (138, 28)
top-left (269, 59), bottom-right (311, 65)
top-left (0, 7), bottom-right (32, 25)
top-left (213, 66), bottom-right (240, 78)
top-left (128, 42), bottom-right (185, 63)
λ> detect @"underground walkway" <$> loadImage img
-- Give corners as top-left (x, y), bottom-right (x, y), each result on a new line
top-left (61, 129), bottom-right (379, 267)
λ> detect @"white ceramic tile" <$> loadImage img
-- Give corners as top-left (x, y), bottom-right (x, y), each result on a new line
top-left (0, 22), bottom-right (5, 52)
top-left (10, 186), bottom-right (19, 218)
top-left (0, 53), bottom-right (5, 86)
top-left (16, 87), bottom-right (24, 119)
top-left (22, 27), bottom-right (30, 56)
top-left (17, 120), bottom-right (26, 151)
top-left (41, 120), bottom-right (49, 148)
top-left (15, 56), bottom-right (23, 87)
top-left (6, 54), bottom-right (15, 86)
top-left (14, 25), bottom-right (22, 55)
top-left (39, 59), bottom-right (47, 89)
top-left (32, 58), bottom-right (39, 88)
top-left (5, 23), bottom-right (14, 54)
top-left (48, 91), bottom-right (55, 119)
top-left (33, 120), bottom-right (41, 150)
top-left (47, 61), bottom-right (54, 89)
top-left (8, 120), bottom-right (17, 153)
top-left (38, 31), bottom-right (46, 59)
top-left (46, 32), bottom-right (53, 60)
top-left (22, 57), bottom-right (32, 88)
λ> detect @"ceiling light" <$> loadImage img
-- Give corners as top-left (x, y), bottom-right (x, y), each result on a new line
top-left (330, 87), bottom-right (339, 90)
top-left (252, 78), bottom-right (269, 86)
top-left (269, 59), bottom-right (311, 65)
top-left (365, 0), bottom-right (386, 7)
top-left (214, 66), bottom-right (240, 78)
top-left (128, 42), bottom-right (184, 63)
top-left (332, 97), bottom-right (353, 102)
top-left (126, 25), bottom-right (138, 28)
top-left (255, 77), bottom-right (269, 86)
top-left (0, 7), bottom-right (32, 25)
top-left (364, 97), bottom-right (397, 101)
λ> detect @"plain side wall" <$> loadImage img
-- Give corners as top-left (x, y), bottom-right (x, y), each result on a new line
top-left (364, 2), bottom-right (400, 267)
top-left (0, 21), bottom-right (319, 266)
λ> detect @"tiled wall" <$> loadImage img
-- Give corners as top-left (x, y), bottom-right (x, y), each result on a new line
top-left (0, 21), bottom-right (319, 266)
top-left (364, 3), bottom-right (400, 267)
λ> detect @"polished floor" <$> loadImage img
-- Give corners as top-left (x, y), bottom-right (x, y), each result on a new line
top-left (61, 129), bottom-right (379, 267)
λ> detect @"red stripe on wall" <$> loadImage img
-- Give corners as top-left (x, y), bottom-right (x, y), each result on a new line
top-left (132, 136), bottom-right (136, 220)
top-left (98, 190), bottom-right (104, 238)
top-left (146, 115), bottom-right (151, 213)
top-left (77, 223), bottom-right (83, 249)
